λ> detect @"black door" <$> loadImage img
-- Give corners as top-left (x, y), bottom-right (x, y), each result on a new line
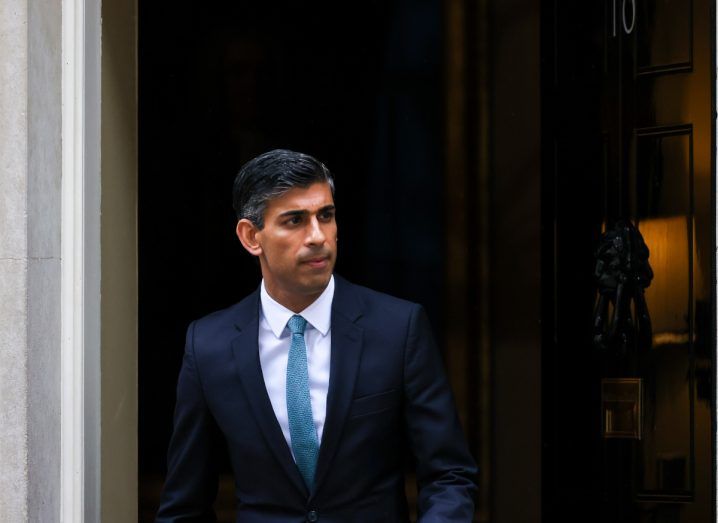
top-left (542, 0), bottom-right (715, 521)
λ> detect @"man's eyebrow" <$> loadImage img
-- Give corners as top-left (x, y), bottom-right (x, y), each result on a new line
top-left (278, 205), bottom-right (335, 218)
top-left (278, 209), bottom-right (308, 218)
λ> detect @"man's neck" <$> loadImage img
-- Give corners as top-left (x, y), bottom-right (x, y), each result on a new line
top-left (262, 283), bottom-right (326, 313)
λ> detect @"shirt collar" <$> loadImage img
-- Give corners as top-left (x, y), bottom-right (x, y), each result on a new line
top-left (260, 275), bottom-right (335, 338)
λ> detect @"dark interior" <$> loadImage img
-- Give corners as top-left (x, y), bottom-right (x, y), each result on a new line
top-left (139, 2), bottom-right (448, 520)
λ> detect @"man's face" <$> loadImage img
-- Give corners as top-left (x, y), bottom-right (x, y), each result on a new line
top-left (249, 182), bottom-right (337, 306)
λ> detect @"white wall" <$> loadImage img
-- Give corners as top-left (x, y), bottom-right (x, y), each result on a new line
top-left (0, 0), bottom-right (63, 519)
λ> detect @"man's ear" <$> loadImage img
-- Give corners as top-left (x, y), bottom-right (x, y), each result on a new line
top-left (236, 219), bottom-right (263, 256)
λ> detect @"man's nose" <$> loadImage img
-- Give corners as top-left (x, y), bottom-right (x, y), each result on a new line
top-left (306, 217), bottom-right (326, 244)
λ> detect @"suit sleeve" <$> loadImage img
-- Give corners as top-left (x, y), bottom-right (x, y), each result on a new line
top-left (403, 304), bottom-right (478, 522)
top-left (155, 321), bottom-right (220, 523)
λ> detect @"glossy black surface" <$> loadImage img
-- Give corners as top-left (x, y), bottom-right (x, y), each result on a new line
top-left (542, 0), bottom-right (714, 521)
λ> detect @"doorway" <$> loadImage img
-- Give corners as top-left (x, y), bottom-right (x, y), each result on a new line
top-left (137, 2), bottom-right (467, 520)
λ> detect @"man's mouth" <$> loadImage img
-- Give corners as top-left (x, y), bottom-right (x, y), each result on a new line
top-left (302, 256), bottom-right (330, 269)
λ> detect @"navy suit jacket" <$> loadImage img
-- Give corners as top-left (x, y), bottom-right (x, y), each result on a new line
top-left (156, 275), bottom-right (477, 522)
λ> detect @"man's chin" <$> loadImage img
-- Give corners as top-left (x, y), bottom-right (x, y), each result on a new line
top-left (300, 270), bottom-right (333, 295)
top-left (310, 271), bottom-right (333, 289)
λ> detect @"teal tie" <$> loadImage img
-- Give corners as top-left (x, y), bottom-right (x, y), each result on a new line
top-left (286, 315), bottom-right (320, 489)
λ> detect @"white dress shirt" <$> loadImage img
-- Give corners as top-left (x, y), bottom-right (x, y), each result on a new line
top-left (258, 275), bottom-right (334, 453)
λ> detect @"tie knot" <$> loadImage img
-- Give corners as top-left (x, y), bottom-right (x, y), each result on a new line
top-left (287, 315), bottom-right (307, 335)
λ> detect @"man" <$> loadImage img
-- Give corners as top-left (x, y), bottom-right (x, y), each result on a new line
top-left (156, 149), bottom-right (477, 522)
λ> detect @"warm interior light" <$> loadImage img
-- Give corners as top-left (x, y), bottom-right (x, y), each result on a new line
top-left (638, 216), bottom-right (690, 347)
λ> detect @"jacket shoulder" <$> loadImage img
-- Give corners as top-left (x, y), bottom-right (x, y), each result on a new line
top-left (335, 275), bottom-right (421, 322)
top-left (190, 289), bottom-right (259, 343)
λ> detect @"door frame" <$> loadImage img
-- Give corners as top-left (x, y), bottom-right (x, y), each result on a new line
top-left (60, 0), bottom-right (101, 519)
top-left (60, 0), bottom-right (138, 521)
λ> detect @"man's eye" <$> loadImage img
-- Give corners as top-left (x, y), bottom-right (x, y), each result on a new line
top-left (286, 216), bottom-right (302, 225)
top-left (319, 211), bottom-right (335, 221)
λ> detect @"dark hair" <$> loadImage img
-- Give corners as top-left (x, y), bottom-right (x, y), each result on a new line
top-left (232, 149), bottom-right (335, 228)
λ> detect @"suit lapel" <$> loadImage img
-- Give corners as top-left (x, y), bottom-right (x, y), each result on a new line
top-left (230, 290), bottom-right (309, 498)
top-left (312, 277), bottom-right (364, 494)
